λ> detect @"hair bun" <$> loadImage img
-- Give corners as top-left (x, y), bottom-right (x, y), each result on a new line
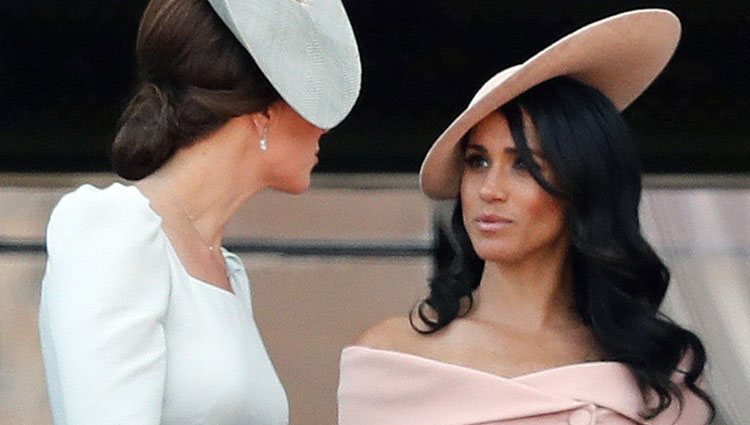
top-left (111, 83), bottom-right (176, 180)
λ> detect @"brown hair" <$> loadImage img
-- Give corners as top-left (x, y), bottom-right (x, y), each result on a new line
top-left (112, 0), bottom-right (281, 180)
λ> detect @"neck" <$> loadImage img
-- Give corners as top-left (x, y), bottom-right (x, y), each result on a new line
top-left (471, 240), bottom-right (579, 331)
top-left (138, 117), bottom-right (267, 247)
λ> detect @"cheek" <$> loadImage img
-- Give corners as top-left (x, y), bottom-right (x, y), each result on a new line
top-left (459, 171), bottom-right (480, 204)
top-left (288, 115), bottom-right (322, 148)
top-left (269, 129), bottom-right (318, 165)
top-left (459, 175), bottom-right (477, 226)
top-left (525, 191), bottom-right (567, 239)
top-left (264, 138), bottom-right (317, 194)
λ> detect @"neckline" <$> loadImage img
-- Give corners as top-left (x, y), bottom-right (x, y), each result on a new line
top-left (341, 345), bottom-right (661, 425)
top-left (117, 183), bottom-right (238, 298)
top-left (343, 345), bottom-right (626, 381)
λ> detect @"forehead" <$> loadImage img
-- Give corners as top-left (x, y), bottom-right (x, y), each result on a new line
top-left (466, 111), bottom-right (540, 151)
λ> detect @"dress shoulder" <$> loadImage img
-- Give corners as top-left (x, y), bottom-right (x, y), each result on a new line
top-left (47, 183), bottom-right (162, 253)
top-left (40, 183), bottom-right (172, 423)
top-left (43, 182), bottom-right (171, 316)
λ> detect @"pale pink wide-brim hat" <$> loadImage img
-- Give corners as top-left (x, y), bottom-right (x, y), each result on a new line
top-left (420, 9), bottom-right (681, 200)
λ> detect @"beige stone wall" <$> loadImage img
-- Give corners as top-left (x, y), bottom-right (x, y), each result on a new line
top-left (0, 254), bottom-right (50, 425)
top-left (248, 255), bottom-right (428, 425)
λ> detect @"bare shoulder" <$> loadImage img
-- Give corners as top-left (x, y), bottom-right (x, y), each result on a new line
top-left (355, 316), bottom-right (424, 352)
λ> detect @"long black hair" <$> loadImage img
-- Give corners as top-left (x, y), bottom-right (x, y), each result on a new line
top-left (413, 76), bottom-right (714, 420)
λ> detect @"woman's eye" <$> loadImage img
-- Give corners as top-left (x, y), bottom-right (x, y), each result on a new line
top-left (464, 154), bottom-right (489, 169)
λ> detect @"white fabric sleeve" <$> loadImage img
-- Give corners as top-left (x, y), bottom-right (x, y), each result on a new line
top-left (39, 186), bottom-right (171, 425)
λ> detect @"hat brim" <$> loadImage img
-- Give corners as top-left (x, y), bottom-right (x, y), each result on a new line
top-left (208, 0), bottom-right (362, 130)
top-left (419, 9), bottom-right (681, 200)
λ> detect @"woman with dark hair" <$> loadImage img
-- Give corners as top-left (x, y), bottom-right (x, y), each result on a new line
top-left (339, 10), bottom-right (713, 425)
top-left (38, 0), bottom-right (360, 423)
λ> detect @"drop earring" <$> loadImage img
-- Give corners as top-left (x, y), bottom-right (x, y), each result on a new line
top-left (259, 126), bottom-right (269, 151)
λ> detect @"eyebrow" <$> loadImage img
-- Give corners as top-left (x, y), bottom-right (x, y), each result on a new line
top-left (464, 143), bottom-right (488, 153)
top-left (465, 142), bottom-right (546, 159)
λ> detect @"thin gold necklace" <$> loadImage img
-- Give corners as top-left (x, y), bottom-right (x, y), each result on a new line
top-left (164, 179), bottom-right (221, 253)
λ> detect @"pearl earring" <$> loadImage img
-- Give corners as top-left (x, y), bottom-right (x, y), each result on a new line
top-left (259, 126), bottom-right (269, 151)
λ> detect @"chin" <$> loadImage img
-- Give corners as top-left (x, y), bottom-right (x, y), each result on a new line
top-left (279, 178), bottom-right (311, 195)
top-left (268, 168), bottom-right (313, 194)
top-left (476, 252), bottom-right (522, 264)
top-left (471, 241), bottom-right (523, 263)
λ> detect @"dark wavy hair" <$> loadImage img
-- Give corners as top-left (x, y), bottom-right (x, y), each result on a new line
top-left (111, 0), bottom-right (281, 180)
top-left (412, 76), bottom-right (714, 420)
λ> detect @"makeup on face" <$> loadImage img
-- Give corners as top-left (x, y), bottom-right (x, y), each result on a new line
top-left (460, 112), bottom-right (567, 264)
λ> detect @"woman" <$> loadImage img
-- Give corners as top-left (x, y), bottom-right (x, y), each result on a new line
top-left (38, 0), bottom-right (360, 423)
top-left (339, 10), bottom-right (714, 425)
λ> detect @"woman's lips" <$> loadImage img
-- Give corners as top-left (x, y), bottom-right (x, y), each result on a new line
top-left (476, 213), bottom-right (513, 232)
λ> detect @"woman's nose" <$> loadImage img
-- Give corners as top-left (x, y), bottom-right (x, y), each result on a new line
top-left (478, 168), bottom-right (508, 203)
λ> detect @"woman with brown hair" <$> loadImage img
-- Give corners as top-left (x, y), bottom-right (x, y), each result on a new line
top-left (38, 0), bottom-right (360, 423)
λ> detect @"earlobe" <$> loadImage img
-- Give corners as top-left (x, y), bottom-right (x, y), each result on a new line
top-left (249, 111), bottom-right (271, 137)
top-left (242, 112), bottom-right (270, 152)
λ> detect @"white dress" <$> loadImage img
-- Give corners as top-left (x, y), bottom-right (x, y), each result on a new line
top-left (38, 183), bottom-right (289, 425)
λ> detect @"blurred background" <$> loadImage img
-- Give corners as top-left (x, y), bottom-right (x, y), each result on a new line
top-left (2, 0), bottom-right (750, 173)
top-left (0, 1), bottom-right (748, 424)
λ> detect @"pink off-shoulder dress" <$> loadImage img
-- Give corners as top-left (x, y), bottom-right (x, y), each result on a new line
top-left (338, 346), bottom-right (710, 425)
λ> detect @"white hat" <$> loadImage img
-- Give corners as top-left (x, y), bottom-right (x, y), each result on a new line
top-left (207, 0), bottom-right (362, 130)
top-left (420, 9), bottom-right (681, 199)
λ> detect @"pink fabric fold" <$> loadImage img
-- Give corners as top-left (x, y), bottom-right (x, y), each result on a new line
top-left (338, 346), bottom-right (710, 425)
